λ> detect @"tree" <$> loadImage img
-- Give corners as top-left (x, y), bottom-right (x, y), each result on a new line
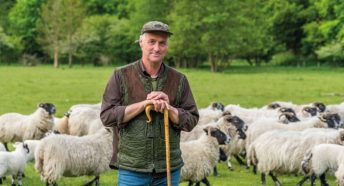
top-left (168, 0), bottom-right (205, 68)
top-left (200, 0), bottom-right (242, 72)
top-left (235, 0), bottom-right (275, 66)
top-left (60, 0), bottom-right (86, 68)
top-left (73, 15), bottom-right (133, 66)
top-left (38, 0), bottom-right (65, 68)
top-left (8, 0), bottom-right (45, 55)
top-left (0, 26), bottom-right (22, 64)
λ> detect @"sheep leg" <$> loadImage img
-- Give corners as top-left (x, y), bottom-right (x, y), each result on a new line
top-left (319, 173), bottom-right (329, 186)
top-left (188, 181), bottom-right (193, 186)
top-left (310, 174), bottom-right (316, 186)
top-left (201, 177), bottom-right (211, 186)
top-left (0, 177), bottom-right (2, 184)
top-left (84, 176), bottom-right (99, 186)
top-left (11, 175), bottom-right (16, 186)
top-left (17, 173), bottom-right (23, 186)
top-left (295, 175), bottom-right (309, 186)
top-left (253, 165), bottom-right (257, 175)
top-left (195, 182), bottom-right (200, 186)
top-left (234, 154), bottom-right (246, 166)
top-left (269, 172), bottom-right (281, 186)
top-left (227, 157), bottom-right (233, 171)
top-left (261, 173), bottom-right (266, 185)
top-left (4, 143), bottom-right (8, 151)
top-left (95, 176), bottom-right (100, 186)
top-left (213, 166), bottom-right (219, 176)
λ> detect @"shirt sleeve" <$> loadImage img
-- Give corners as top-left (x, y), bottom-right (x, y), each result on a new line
top-left (174, 76), bottom-right (199, 132)
top-left (100, 70), bottom-right (127, 128)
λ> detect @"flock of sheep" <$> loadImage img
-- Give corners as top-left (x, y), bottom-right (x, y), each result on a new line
top-left (0, 100), bottom-right (344, 186)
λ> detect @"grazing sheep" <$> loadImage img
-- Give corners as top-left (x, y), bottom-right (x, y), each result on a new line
top-left (0, 103), bottom-right (56, 150)
top-left (180, 126), bottom-right (230, 186)
top-left (0, 142), bottom-right (30, 186)
top-left (35, 127), bottom-right (113, 186)
top-left (300, 144), bottom-right (344, 186)
top-left (248, 128), bottom-right (344, 186)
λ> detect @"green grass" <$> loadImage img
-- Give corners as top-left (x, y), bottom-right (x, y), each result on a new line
top-left (0, 65), bottom-right (344, 185)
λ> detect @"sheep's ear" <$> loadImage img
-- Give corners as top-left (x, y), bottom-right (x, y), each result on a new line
top-left (38, 103), bottom-right (44, 108)
top-left (105, 127), bottom-right (112, 133)
top-left (23, 143), bottom-right (29, 153)
top-left (203, 126), bottom-right (215, 135)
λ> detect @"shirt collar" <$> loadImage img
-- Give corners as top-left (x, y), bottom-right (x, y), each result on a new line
top-left (139, 60), bottom-right (165, 78)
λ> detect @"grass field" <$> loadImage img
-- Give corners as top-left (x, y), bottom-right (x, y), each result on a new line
top-left (0, 65), bottom-right (344, 185)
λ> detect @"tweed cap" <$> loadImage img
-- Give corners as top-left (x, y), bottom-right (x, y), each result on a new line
top-left (141, 21), bottom-right (173, 35)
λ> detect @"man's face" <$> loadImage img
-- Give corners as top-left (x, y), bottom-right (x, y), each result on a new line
top-left (140, 32), bottom-right (169, 64)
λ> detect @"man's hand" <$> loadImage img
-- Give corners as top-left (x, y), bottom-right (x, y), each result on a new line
top-left (147, 91), bottom-right (169, 104)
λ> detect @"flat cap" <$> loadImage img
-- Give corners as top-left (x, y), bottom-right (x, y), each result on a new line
top-left (141, 21), bottom-right (173, 35)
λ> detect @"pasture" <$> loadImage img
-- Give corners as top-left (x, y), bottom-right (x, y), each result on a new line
top-left (0, 65), bottom-right (344, 185)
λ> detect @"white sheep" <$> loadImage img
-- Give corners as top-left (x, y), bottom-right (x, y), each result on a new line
top-left (248, 128), bottom-right (344, 186)
top-left (23, 140), bottom-right (41, 162)
top-left (181, 111), bottom-right (232, 142)
top-left (327, 102), bottom-right (344, 121)
top-left (300, 144), bottom-right (344, 186)
top-left (224, 104), bottom-right (285, 126)
top-left (0, 103), bottom-right (56, 150)
top-left (34, 127), bottom-right (113, 185)
top-left (69, 102), bottom-right (101, 110)
top-left (54, 106), bottom-right (103, 136)
top-left (0, 142), bottom-right (30, 186)
top-left (196, 102), bottom-right (225, 126)
top-left (246, 112), bottom-right (342, 158)
top-left (180, 126), bottom-right (230, 186)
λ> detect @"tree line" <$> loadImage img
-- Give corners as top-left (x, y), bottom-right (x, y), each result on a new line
top-left (0, 0), bottom-right (344, 71)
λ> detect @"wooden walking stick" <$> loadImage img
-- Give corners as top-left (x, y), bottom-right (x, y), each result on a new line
top-left (145, 105), bottom-right (171, 186)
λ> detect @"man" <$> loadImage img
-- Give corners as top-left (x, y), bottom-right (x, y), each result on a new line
top-left (100, 20), bottom-right (199, 186)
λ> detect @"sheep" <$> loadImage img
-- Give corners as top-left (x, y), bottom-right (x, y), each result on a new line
top-left (197, 102), bottom-right (225, 126)
top-left (22, 140), bottom-right (41, 162)
top-left (180, 126), bottom-right (230, 186)
top-left (327, 102), bottom-right (344, 121)
top-left (224, 104), bottom-right (289, 126)
top-left (54, 106), bottom-right (103, 136)
top-left (246, 112), bottom-right (342, 159)
top-left (300, 144), bottom-right (344, 186)
top-left (181, 113), bottom-right (241, 142)
top-left (0, 142), bottom-right (30, 186)
top-left (265, 101), bottom-right (326, 114)
top-left (0, 103), bottom-right (56, 150)
top-left (35, 127), bottom-right (113, 186)
top-left (215, 115), bottom-right (247, 170)
top-left (69, 102), bottom-right (101, 111)
top-left (248, 128), bottom-right (344, 186)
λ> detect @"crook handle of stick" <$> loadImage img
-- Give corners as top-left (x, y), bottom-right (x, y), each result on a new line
top-left (145, 105), bottom-right (171, 186)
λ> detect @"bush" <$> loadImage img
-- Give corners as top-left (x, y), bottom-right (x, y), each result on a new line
top-left (270, 52), bottom-right (298, 66)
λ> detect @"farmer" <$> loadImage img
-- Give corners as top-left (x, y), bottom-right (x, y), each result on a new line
top-left (100, 20), bottom-right (199, 186)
